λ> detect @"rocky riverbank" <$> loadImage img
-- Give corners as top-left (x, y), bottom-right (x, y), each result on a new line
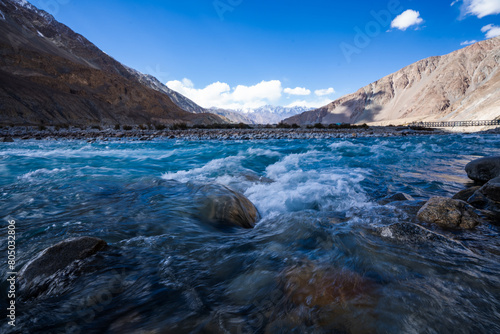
top-left (0, 125), bottom-right (446, 141)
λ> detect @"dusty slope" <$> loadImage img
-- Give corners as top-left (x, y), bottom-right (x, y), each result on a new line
top-left (285, 37), bottom-right (500, 125)
top-left (0, 0), bottom-right (225, 126)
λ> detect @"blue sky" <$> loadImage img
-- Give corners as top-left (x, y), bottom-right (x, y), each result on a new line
top-left (29, 0), bottom-right (500, 110)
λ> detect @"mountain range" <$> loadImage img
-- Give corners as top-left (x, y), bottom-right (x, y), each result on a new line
top-left (1, 0), bottom-right (498, 128)
top-left (0, 0), bottom-right (225, 126)
top-left (285, 37), bottom-right (500, 126)
top-left (207, 105), bottom-right (312, 124)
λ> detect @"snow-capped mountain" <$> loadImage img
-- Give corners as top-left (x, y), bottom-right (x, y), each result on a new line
top-left (209, 105), bottom-right (313, 124)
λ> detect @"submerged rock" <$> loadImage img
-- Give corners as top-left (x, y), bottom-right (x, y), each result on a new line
top-left (1, 136), bottom-right (14, 142)
top-left (377, 222), bottom-right (468, 250)
top-left (379, 192), bottom-right (415, 205)
top-left (281, 262), bottom-right (378, 333)
top-left (465, 156), bottom-right (500, 183)
top-left (18, 236), bottom-right (107, 296)
top-left (417, 197), bottom-right (480, 229)
top-left (195, 184), bottom-right (260, 228)
top-left (283, 264), bottom-right (375, 307)
top-left (387, 199), bottom-right (427, 217)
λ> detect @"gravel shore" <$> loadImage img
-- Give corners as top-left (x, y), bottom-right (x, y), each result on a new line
top-left (0, 126), bottom-right (453, 141)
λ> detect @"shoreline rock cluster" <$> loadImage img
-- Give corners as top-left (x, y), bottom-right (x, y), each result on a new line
top-left (0, 126), bottom-right (444, 141)
top-left (416, 156), bottom-right (500, 229)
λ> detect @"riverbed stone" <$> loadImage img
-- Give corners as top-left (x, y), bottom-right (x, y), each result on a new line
top-left (465, 156), bottom-right (500, 183)
top-left (196, 184), bottom-right (260, 228)
top-left (19, 236), bottom-right (107, 294)
top-left (417, 197), bottom-right (480, 229)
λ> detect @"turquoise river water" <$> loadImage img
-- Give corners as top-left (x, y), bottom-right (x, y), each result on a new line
top-left (1, 134), bottom-right (500, 333)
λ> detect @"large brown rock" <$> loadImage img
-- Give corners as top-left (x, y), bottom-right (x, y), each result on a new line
top-left (465, 157), bottom-right (500, 183)
top-left (196, 184), bottom-right (260, 228)
top-left (417, 197), bottom-right (480, 229)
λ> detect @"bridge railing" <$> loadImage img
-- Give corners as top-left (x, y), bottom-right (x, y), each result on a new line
top-left (411, 120), bottom-right (500, 128)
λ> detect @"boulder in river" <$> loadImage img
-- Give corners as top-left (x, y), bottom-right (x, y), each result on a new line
top-left (19, 236), bottom-right (107, 296)
top-left (467, 177), bottom-right (500, 224)
top-left (465, 156), bottom-right (500, 183)
top-left (452, 186), bottom-right (481, 202)
top-left (195, 184), bottom-right (260, 228)
top-left (1, 136), bottom-right (14, 142)
top-left (417, 197), bottom-right (480, 229)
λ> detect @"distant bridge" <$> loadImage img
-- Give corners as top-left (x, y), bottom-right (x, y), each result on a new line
top-left (411, 120), bottom-right (500, 128)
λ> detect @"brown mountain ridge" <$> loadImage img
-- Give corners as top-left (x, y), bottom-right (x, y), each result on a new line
top-left (285, 37), bottom-right (500, 126)
top-left (0, 0), bottom-right (225, 126)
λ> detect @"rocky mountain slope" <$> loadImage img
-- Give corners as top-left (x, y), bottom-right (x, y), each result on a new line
top-left (0, 0), bottom-right (225, 126)
top-left (285, 37), bottom-right (500, 125)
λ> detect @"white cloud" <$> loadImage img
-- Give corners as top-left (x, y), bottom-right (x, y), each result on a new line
top-left (284, 87), bottom-right (311, 96)
top-left (166, 79), bottom-right (283, 110)
top-left (167, 79), bottom-right (337, 110)
top-left (451, 0), bottom-right (460, 6)
top-left (232, 80), bottom-right (282, 103)
top-left (460, 40), bottom-right (478, 45)
top-left (481, 24), bottom-right (500, 38)
top-left (315, 87), bottom-right (335, 96)
top-left (463, 0), bottom-right (500, 18)
top-left (391, 9), bottom-right (424, 31)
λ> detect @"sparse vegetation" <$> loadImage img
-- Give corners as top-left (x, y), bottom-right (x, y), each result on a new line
top-left (409, 126), bottom-right (434, 131)
top-left (191, 123), bottom-right (251, 130)
top-left (171, 123), bottom-right (188, 130)
top-left (55, 124), bottom-right (69, 131)
top-left (114, 124), bottom-right (121, 130)
top-left (38, 125), bottom-right (47, 131)
top-left (276, 122), bottom-right (291, 129)
top-left (91, 125), bottom-right (101, 130)
top-left (306, 123), bottom-right (325, 129)
top-left (123, 125), bottom-right (133, 131)
top-left (154, 124), bottom-right (167, 130)
top-left (325, 123), bottom-right (369, 129)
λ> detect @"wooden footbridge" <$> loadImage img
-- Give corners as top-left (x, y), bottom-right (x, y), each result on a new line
top-left (411, 119), bottom-right (500, 128)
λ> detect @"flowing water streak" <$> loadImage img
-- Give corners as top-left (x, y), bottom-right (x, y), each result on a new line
top-left (0, 134), bottom-right (499, 333)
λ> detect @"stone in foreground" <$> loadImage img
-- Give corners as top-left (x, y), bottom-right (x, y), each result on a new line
top-left (19, 236), bottom-right (107, 293)
top-left (465, 156), bottom-right (500, 183)
top-left (417, 197), bottom-right (480, 229)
